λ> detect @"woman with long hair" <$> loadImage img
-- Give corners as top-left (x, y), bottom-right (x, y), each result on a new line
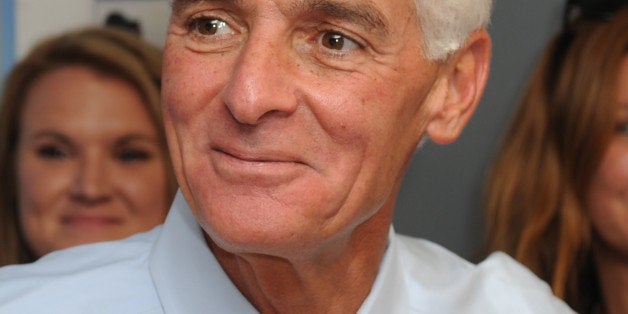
top-left (484, 1), bottom-right (628, 312)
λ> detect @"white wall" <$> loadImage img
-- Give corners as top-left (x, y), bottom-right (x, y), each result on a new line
top-left (15, 0), bottom-right (169, 60)
top-left (93, 0), bottom-right (170, 48)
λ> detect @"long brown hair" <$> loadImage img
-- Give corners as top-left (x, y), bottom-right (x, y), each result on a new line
top-left (484, 7), bottom-right (628, 313)
top-left (0, 27), bottom-right (178, 266)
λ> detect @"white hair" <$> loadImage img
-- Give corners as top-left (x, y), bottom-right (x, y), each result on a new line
top-left (414, 0), bottom-right (494, 60)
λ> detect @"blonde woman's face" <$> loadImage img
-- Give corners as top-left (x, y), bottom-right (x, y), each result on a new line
top-left (16, 66), bottom-right (171, 258)
top-left (587, 56), bottom-right (628, 257)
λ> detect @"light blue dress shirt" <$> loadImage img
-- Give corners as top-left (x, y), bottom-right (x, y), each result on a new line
top-left (0, 192), bottom-right (574, 313)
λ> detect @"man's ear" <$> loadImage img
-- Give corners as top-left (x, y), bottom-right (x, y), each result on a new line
top-left (426, 29), bottom-right (491, 144)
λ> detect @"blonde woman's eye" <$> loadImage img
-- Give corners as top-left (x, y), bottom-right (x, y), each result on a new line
top-left (117, 149), bottom-right (151, 163)
top-left (37, 145), bottom-right (67, 160)
top-left (615, 123), bottom-right (628, 134)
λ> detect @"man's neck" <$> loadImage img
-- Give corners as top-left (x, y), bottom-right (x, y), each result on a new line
top-left (208, 217), bottom-right (390, 313)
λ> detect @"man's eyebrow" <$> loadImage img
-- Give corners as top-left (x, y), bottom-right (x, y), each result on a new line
top-left (171, 0), bottom-right (195, 15)
top-left (302, 0), bottom-right (389, 34)
top-left (172, 0), bottom-right (390, 34)
top-left (172, 0), bottom-right (239, 16)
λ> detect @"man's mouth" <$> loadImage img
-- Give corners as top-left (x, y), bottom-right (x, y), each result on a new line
top-left (210, 145), bottom-right (308, 186)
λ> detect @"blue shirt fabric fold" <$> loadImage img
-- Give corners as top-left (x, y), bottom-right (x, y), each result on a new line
top-left (0, 191), bottom-right (574, 313)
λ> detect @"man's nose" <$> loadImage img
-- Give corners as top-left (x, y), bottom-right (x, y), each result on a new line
top-left (221, 36), bottom-right (299, 125)
top-left (70, 154), bottom-right (112, 205)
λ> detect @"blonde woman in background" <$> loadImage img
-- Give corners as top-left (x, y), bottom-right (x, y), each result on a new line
top-left (0, 27), bottom-right (177, 266)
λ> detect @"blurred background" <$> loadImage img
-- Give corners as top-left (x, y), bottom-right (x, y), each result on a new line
top-left (0, 0), bottom-right (564, 260)
top-left (396, 0), bottom-right (564, 260)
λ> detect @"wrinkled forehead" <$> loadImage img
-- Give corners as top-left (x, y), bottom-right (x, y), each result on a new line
top-left (170, 0), bottom-right (418, 32)
top-left (171, 0), bottom-right (415, 11)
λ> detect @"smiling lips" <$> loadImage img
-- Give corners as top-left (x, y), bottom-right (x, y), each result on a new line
top-left (212, 146), bottom-right (308, 186)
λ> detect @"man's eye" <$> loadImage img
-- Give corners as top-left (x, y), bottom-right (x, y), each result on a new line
top-left (189, 17), bottom-right (233, 36)
top-left (321, 32), bottom-right (359, 51)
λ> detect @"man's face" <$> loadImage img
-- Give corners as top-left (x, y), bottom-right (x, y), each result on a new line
top-left (163, 0), bottom-right (443, 255)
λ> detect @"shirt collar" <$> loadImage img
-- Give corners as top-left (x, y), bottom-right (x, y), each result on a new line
top-left (149, 191), bottom-right (257, 313)
top-left (358, 226), bottom-right (415, 313)
top-left (149, 191), bottom-right (407, 313)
